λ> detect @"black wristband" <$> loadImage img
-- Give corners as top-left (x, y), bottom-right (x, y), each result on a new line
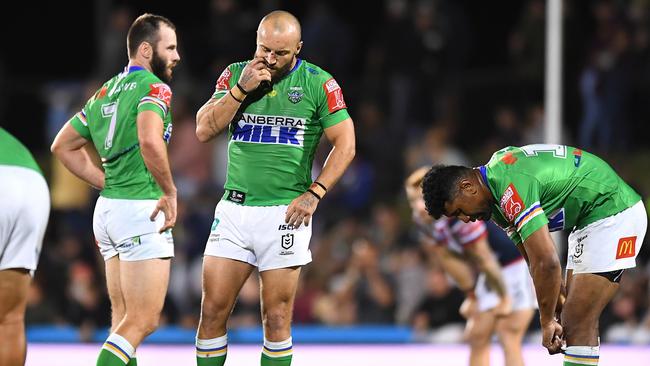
top-left (307, 188), bottom-right (321, 200)
top-left (236, 83), bottom-right (249, 95)
top-left (313, 181), bottom-right (328, 192)
top-left (229, 90), bottom-right (243, 103)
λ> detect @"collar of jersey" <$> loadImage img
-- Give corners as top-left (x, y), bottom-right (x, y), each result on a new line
top-left (127, 65), bottom-right (146, 73)
top-left (288, 58), bottom-right (302, 75)
top-left (478, 165), bottom-right (491, 192)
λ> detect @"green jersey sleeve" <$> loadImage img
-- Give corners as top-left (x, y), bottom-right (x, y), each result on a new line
top-left (136, 81), bottom-right (172, 120)
top-left (497, 173), bottom-right (549, 242)
top-left (314, 73), bottom-right (350, 128)
top-left (211, 63), bottom-right (244, 100)
top-left (69, 107), bottom-right (92, 140)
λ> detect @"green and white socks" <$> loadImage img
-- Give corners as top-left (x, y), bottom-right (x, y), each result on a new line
top-left (261, 337), bottom-right (293, 366)
top-left (196, 334), bottom-right (228, 366)
top-left (97, 333), bottom-right (135, 366)
top-left (564, 345), bottom-right (599, 365)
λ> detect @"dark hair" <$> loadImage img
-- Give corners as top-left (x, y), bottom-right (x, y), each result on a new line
top-left (421, 165), bottom-right (472, 219)
top-left (127, 13), bottom-right (175, 58)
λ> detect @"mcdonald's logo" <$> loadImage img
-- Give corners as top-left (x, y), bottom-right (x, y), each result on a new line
top-left (616, 236), bottom-right (637, 259)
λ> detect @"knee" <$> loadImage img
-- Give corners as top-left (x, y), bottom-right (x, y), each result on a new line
top-left (0, 309), bottom-right (24, 327)
top-left (124, 313), bottom-right (161, 336)
top-left (466, 327), bottom-right (491, 348)
top-left (561, 310), bottom-right (598, 339)
top-left (201, 296), bottom-right (232, 323)
top-left (262, 305), bottom-right (291, 333)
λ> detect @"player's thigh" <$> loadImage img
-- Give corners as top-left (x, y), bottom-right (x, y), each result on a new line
top-left (119, 258), bottom-right (171, 313)
top-left (561, 273), bottom-right (618, 329)
top-left (259, 267), bottom-right (301, 311)
top-left (465, 310), bottom-right (496, 343)
top-left (201, 255), bottom-right (254, 310)
top-left (496, 308), bottom-right (535, 340)
top-left (105, 257), bottom-right (125, 321)
top-left (0, 269), bottom-right (30, 322)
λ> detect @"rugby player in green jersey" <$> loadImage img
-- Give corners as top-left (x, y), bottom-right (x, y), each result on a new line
top-left (51, 14), bottom-right (180, 366)
top-left (0, 128), bottom-right (50, 366)
top-left (194, 10), bottom-right (355, 366)
top-left (422, 144), bottom-right (647, 366)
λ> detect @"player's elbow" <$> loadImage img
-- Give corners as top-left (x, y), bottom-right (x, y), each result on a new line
top-left (50, 139), bottom-right (64, 157)
top-left (196, 124), bottom-right (214, 143)
top-left (139, 135), bottom-right (161, 156)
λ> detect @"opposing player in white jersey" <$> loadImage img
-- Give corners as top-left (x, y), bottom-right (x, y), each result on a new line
top-left (51, 13), bottom-right (180, 366)
top-left (0, 128), bottom-right (50, 366)
top-left (406, 167), bottom-right (536, 366)
top-left (194, 10), bottom-right (355, 366)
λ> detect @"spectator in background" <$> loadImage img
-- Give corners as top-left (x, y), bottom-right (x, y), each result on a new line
top-left (579, 0), bottom-right (633, 154)
top-left (412, 266), bottom-right (465, 342)
top-left (331, 238), bottom-right (396, 324)
top-left (509, 0), bottom-right (546, 80)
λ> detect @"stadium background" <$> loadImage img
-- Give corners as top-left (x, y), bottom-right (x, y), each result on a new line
top-left (1, 0), bottom-right (650, 364)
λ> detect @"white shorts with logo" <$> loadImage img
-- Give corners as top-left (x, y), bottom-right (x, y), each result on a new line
top-left (476, 258), bottom-right (537, 312)
top-left (93, 196), bottom-right (174, 261)
top-left (204, 200), bottom-right (312, 271)
top-left (0, 166), bottom-right (50, 272)
top-left (567, 201), bottom-right (647, 274)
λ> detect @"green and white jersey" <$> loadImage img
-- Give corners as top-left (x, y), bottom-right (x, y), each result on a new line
top-left (69, 66), bottom-right (173, 200)
top-left (0, 127), bottom-right (42, 175)
top-left (212, 59), bottom-right (350, 206)
top-left (480, 144), bottom-right (641, 244)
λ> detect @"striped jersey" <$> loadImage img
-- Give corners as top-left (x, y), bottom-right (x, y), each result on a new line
top-left (69, 66), bottom-right (173, 199)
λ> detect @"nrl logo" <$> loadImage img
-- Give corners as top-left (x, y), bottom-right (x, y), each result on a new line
top-left (281, 233), bottom-right (294, 249)
top-left (288, 90), bottom-right (303, 104)
top-left (574, 243), bottom-right (584, 258)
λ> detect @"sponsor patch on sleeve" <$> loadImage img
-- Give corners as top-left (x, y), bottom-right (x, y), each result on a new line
top-left (500, 183), bottom-right (524, 223)
top-left (323, 78), bottom-right (346, 113)
top-left (148, 83), bottom-right (172, 108)
top-left (215, 68), bottom-right (232, 91)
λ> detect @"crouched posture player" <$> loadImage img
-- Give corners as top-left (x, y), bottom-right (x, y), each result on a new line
top-left (422, 144), bottom-right (647, 365)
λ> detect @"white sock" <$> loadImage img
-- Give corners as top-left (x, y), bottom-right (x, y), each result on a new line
top-left (263, 337), bottom-right (293, 358)
top-left (565, 345), bottom-right (599, 365)
top-left (103, 333), bottom-right (135, 364)
top-left (196, 334), bottom-right (228, 358)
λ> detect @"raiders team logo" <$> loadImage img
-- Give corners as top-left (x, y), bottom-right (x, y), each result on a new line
top-left (288, 90), bottom-right (303, 104)
top-left (281, 233), bottom-right (294, 249)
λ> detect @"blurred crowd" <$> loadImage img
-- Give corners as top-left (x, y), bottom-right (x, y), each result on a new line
top-left (14, 0), bottom-right (650, 344)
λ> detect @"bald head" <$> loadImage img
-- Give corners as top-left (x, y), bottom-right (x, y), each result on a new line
top-left (258, 10), bottom-right (302, 42)
top-left (255, 10), bottom-right (303, 81)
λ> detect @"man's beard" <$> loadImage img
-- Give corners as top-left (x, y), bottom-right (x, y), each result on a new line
top-left (269, 61), bottom-right (293, 82)
top-left (151, 50), bottom-right (172, 83)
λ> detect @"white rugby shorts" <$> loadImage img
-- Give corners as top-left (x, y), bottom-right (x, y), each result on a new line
top-left (0, 166), bottom-right (50, 273)
top-left (476, 258), bottom-right (537, 312)
top-left (567, 201), bottom-right (647, 274)
top-left (204, 200), bottom-right (312, 271)
top-left (93, 196), bottom-right (174, 261)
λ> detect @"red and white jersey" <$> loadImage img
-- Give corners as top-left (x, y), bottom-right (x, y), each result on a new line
top-left (416, 217), bottom-right (487, 254)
